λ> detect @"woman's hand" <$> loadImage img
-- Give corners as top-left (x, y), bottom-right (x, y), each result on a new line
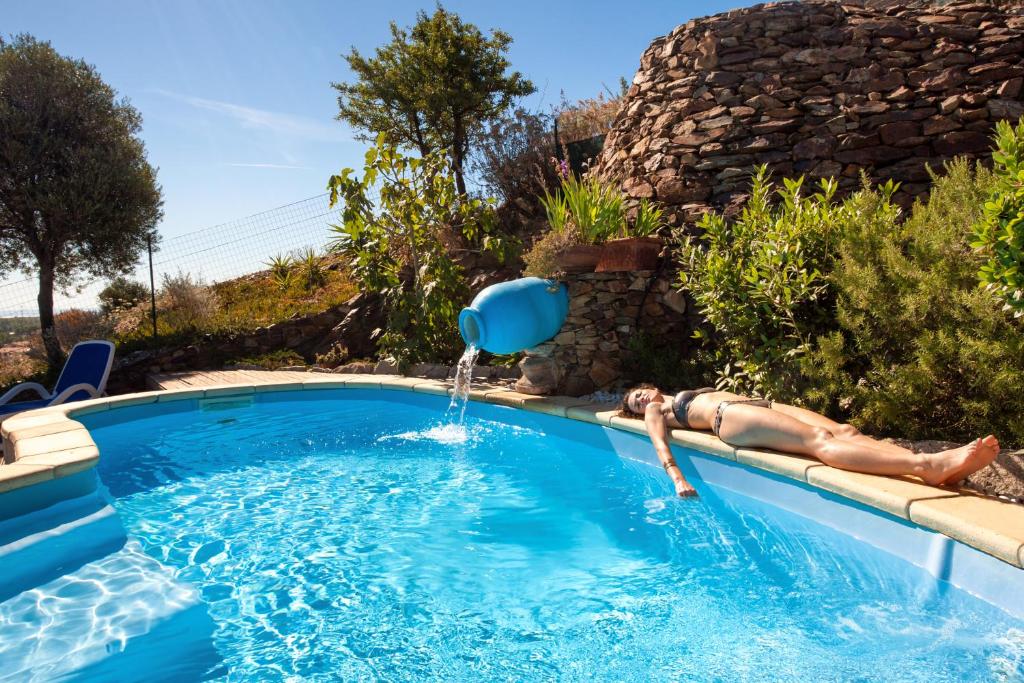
top-left (672, 471), bottom-right (698, 498)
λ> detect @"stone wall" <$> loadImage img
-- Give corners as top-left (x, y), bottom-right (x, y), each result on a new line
top-left (517, 270), bottom-right (691, 396)
top-left (595, 0), bottom-right (1024, 225)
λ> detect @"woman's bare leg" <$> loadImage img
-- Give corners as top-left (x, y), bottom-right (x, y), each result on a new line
top-left (769, 402), bottom-right (908, 455)
top-left (716, 403), bottom-right (999, 485)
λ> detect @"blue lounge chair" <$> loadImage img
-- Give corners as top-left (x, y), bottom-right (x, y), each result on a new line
top-left (0, 340), bottom-right (115, 418)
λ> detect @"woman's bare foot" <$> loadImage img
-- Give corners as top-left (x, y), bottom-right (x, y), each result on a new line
top-left (920, 435), bottom-right (1000, 486)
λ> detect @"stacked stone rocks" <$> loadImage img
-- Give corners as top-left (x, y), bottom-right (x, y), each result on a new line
top-left (517, 270), bottom-right (690, 396)
top-left (595, 0), bottom-right (1024, 225)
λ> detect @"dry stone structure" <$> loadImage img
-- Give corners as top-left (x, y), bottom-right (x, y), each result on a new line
top-left (517, 270), bottom-right (691, 397)
top-left (595, 0), bottom-right (1024, 224)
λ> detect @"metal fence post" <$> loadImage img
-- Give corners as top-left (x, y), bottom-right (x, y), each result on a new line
top-left (147, 234), bottom-right (157, 342)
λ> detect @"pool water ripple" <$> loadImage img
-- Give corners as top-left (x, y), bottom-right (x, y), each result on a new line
top-left (3, 394), bottom-right (1021, 681)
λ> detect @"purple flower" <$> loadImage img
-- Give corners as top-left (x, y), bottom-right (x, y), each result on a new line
top-left (551, 156), bottom-right (571, 180)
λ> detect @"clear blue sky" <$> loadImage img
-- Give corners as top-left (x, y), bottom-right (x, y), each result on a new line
top-left (5, 0), bottom-right (738, 241)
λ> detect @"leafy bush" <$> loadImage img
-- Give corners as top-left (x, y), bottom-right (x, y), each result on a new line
top-left (296, 248), bottom-right (327, 292)
top-left (548, 175), bottom-right (618, 244)
top-left (804, 159), bottom-right (1024, 445)
top-left (470, 107), bottom-right (560, 212)
top-left (98, 277), bottom-right (149, 315)
top-left (53, 309), bottom-right (107, 348)
top-left (677, 166), bottom-right (874, 398)
top-left (623, 330), bottom-right (717, 393)
top-left (328, 136), bottom-right (510, 365)
top-left (522, 226), bottom-right (583, 278)
top-left (157, 272), bottom-right (220, 331)
top-left (556, 84), bottom-right (626, 143)
top-left (264, 254), bottom-right (294, 290)
top-left (236, 350), bottom-right (305, 369)
top-left (632, 198), bottom-right (665, 238)
top-left (972, 116), bottom-right (1024, 317)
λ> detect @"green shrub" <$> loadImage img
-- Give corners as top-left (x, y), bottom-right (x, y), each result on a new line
top-left (972, 116), bottom-right (1024, 317)
top-left (237, 349), bottom-right (305, 369)
top-left (264, 254), bottom-right (294, 290)
top-left (677, 166), bottom-right (880, 398)
top-left (296, 247), bottom-right (327, 292)
top-left (522, 226), bottom-right (582, 278)
top-left (623, 330), bottom-right (717, 393)
top-left (540, 175), bottom-right (623, 244)
top-left (631, 198), bottom-right (664, 238)
top-left (804, 159), bottom-right (1024, 445)
top-left (158, 272), bottom-right (220, 331)
top-left (98, 277), bottom-right (149, 315)
top-left (328, 136), bottom-right (510, 365)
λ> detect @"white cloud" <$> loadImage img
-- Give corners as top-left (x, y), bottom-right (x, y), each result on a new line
top-left (153, 88), bottom-right (348, 143)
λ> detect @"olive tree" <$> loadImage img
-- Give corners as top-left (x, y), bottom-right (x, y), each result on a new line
top-left (333, 6), bottom-right (534, 196)
top-left (0, 35), bottom-right (162, 366)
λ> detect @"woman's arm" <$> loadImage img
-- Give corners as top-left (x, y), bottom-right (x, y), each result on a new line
top-left (645, 404), bottom-right (698, 497)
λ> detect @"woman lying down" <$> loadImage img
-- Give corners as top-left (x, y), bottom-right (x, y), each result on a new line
top-left (620, 385), bottom-right (999, 498)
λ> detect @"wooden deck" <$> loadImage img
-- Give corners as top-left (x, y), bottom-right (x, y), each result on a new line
top-left (148, 369), bottom-right (332, 391)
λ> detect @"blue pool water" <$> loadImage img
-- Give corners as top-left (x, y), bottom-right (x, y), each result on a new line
top-left (2, 390), bottom-right (1023, 681)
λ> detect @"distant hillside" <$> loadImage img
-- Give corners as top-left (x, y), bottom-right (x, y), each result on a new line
top-left (0, 316), bottom-right (40, 338)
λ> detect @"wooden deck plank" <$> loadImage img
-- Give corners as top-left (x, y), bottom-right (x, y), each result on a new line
top-left (149, 369), bottom-right (320, 390)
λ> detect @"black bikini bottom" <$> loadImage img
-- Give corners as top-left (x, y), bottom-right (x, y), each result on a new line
top-left (712, 399), bottom-right (772, 436)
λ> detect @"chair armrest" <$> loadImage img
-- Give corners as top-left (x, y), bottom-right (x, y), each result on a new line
top-left (0, 382), bottom-right (51, 406)
top-left (46, 383), bottom-right (101, 407)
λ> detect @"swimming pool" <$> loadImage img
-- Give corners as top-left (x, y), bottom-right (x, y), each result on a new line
top-left (1, 388), bottom-right (1023, 681)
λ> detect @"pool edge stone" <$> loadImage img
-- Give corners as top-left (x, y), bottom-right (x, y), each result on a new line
top-left (735, 447), bottom-right (823, 482)
top-left (806, 467), bottom-right (960, 520)
top-left (908, 495), bottom-right (1024, 568)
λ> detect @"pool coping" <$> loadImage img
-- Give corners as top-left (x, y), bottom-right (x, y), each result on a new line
top-left (2, 375), bottom-right (1022, 570)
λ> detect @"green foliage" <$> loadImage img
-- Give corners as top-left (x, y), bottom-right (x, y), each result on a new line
top-left (0, 35), bottom-right (163, 365)
top-left (631, 198), bottom-right (664, 238)
top-left (522, 226), bottom-right (583, 278)
top-left (111, 259), bottom-right (357, 350)
top-left (333, 6), bottom-right (534, 194)
top-left (98, 277), bottom-right (149, 315)
top-left (328, 137), bottom-right (507, 364)
top-left (972, 116), bottom-right (1024, 317)
top-left (541, 186), bottom-right (572, 235)
top-left (264, 254), bottom-right (294, 289)
top-left (297, 248), bottom-right (327, 292)
top-left (470, 107), bottom-right (560, 212)
top-left (804, 159), bottom-right (1024, 445)
top-left (561, 175), bottom-right (623, 244)
top-left (623, 330), bottom-right (717, 393)
top-left (0, 316), bottom-right (40, 338)
top-left (539, 175), bottom-right (661, 244)
top-left (483, 351), bottom-right (522, 368)
top-left (236, 349), bottom-right (305, 370)
top-left (678, 166), bottom-right (886, 398)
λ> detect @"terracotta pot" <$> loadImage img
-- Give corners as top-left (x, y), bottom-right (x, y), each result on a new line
top-left (555, 244), bottom-right (603, 274)
top-left (595, 237), bottom-right (663, 272)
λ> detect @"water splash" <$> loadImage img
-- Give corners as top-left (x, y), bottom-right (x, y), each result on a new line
top-left (379, 424), bottom-right (471, 445)
top-left (447, 344), bottom-right (479, 423)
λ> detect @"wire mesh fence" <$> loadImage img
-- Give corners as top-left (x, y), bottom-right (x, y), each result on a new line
top-left (0, 193), bottom-right (340, 320)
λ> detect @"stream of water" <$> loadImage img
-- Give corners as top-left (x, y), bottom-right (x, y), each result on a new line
top-left (447, 343), bottom-right (479, 424)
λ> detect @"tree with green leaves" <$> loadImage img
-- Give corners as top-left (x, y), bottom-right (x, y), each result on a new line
top-left (327, 135), bottom-right (510, 364)
top-left (333, 6), bottom-right (534, 196)
top-left (0, 35), bottom-right (163, 367)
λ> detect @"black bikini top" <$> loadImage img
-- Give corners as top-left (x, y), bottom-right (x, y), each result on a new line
top-left (671, 388), bottom-right (716, 428)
